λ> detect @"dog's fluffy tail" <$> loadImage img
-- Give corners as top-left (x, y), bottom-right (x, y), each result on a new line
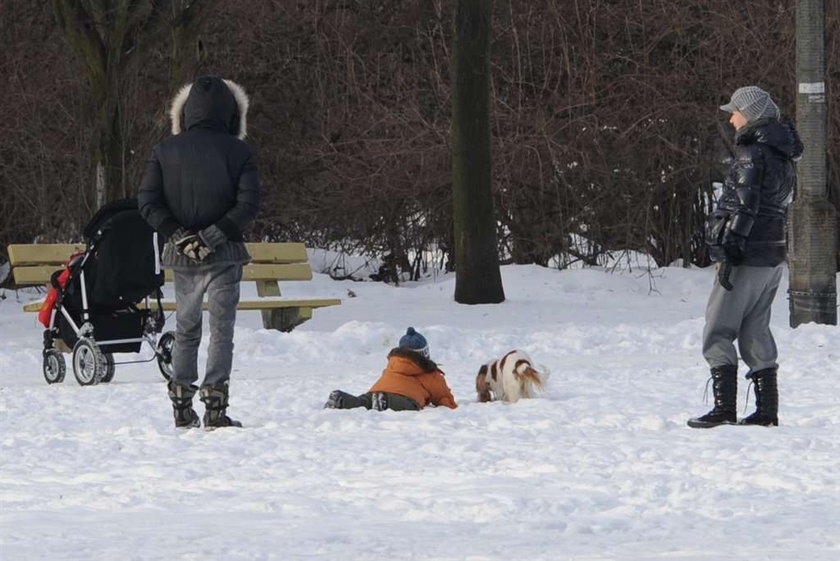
top-left (514, 359), bottom-right (546, 389)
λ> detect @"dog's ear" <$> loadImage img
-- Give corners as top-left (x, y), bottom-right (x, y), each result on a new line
top-left (476, 365), bottom-right (492, 402)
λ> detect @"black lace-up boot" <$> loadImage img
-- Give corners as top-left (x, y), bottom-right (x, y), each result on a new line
top-left (199, 384), bottom-right (243, 429)
top-left (687, 365), bottom-right (738, 428)
top-left (739, 368), bottom-right (779, 426)
top-left (324, 390), bottom-right (365, 409)
top-left (168, 381), bottom-right (200, 429)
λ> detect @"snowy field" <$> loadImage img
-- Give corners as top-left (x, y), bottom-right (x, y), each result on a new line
top-left (1, 259), bottom-right (838, 560)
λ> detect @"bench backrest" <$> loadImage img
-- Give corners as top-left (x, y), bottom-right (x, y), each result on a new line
top-left (7, 242), bottom-right (314, 285)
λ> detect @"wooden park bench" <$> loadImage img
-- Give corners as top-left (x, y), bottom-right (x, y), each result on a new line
top-left (7, 242), bottom-right (341, 332)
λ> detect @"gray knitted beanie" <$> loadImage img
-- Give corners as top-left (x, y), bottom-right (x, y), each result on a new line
top-left (720, 86), bottom-right (780, 123)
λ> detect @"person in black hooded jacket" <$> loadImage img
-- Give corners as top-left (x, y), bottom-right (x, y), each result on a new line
top-left (138, 76), bottom-right (260, 429)
top-left (688, 86), bottom-right (803, 429)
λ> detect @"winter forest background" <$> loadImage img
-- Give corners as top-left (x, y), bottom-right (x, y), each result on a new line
top-left (2, 0), bottom-right (840, 278)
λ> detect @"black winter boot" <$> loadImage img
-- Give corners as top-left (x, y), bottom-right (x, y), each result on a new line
top-left (199, 384), bottom-right (242, 429)
top-left (687, 365), bottom-right (738, 428)
top-left (168, 381), bottom-right (200, 429)
top-left (324, 390), bottom-right (367, 409)
top-left (739, 368), bottom-right (779, 426)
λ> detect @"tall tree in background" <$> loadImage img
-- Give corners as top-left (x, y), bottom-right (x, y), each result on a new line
top-left (451, 0), bottom-right (504, 304)
top-left (789, 0), bottom-right (837, 326)
top-left (52, 0), bottom-right (216, 209)
top-left (169, 0), bottom-right (218, 88)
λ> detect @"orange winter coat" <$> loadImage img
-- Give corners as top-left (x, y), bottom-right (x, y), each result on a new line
top-left (368, 348), bottom-right (457, 409)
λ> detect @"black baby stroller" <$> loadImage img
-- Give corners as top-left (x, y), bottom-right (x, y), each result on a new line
top-left (40, 198), bottom-right (175, 385)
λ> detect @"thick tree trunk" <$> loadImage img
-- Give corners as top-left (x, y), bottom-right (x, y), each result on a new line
top-left (93, 89), bottom-right (126, 207)
top-left (53, 0), bottom-right (132, 210)
top-left (451, 0), bottom-right (504, 304)
top-left (169, 1), bottom-right (219, 88)
top-left (53, 0), bottom-right (217, 210)
top-left (789, 0), bottom-right (837, 326)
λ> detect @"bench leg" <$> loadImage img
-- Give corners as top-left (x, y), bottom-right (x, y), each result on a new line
top-left (255, 279), bottom-right (317, 331)
top-left (261, 307), bottom-right (313, 332)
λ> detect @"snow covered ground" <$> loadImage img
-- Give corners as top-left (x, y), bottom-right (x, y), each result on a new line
top-left (1, 261), bottom-right (838, 560)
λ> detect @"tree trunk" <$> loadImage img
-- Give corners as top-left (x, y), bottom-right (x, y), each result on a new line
top-left (92, 86), bottom-right (126, 207)
top-left (53, 0), bottom-right (218, 210)
top-left (451, 0), bottom-right (505, 304)
top-left (53, 0), bottom-right (133, 210)
top-left (789, 0), bottom-right (837, 326)
top-left (169, 1), bottom-right (219, 89)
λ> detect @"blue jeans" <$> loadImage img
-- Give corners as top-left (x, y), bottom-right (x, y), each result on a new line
top-left (171, 264), bottom-right (242, 387)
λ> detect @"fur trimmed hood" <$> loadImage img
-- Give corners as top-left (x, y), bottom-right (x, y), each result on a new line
top-left (170, 76), bottom-right (249, 140)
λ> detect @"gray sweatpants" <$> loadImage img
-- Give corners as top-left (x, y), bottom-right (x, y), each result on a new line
top-left (171, 264), bottom-right (243, 388)
top-left (702, 264), bottom-right (784, 373)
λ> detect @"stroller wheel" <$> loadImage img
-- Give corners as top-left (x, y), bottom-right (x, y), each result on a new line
top-left (100, 353), bottom-right (116, 383)
top-left (43, 349), bottom-right (66, 384)
top-left (156, 331), bottom-right (175, 381)
top-left (72, 338), bottom-right (106, 386)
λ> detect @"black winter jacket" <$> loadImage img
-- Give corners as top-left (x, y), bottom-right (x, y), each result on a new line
top-left (138, 76), bottom-right (260, 267)
top-left (707, 118), bottom-right (803, 267)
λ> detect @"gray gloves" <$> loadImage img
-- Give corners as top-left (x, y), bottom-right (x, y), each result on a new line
top-left (182, 236), bottom-right (213, 262)
top-left (170, 227), bottom-right (214, 263)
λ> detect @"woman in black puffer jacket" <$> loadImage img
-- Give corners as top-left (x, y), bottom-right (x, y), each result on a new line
top-left (688, 85), bottom-right (803, 430)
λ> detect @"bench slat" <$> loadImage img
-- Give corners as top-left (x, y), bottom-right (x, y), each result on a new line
top-left (165, 263), bottom-right (313, 282)
top-left (246, 242), bottom-right (308, 264)
top-left (7, 244), bottom-right (86, 266)
top-left (159, 298), bottom-right (341, 312)
top-left (11, 265), bottom-right (68, 285)
top-left (22, 298), bottom-right (341, 313)
top-left (12, 262), bottom-right (314, 285)
top-left (8, 242), bottom-right (309, 266)
top-left (244, 262), bottom-right (313, 281)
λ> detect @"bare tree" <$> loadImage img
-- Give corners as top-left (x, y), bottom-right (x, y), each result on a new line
top-left (52, 0), bottom-right (216, 208)
top-left (168, 0), bottom-right (219, 88)
top-left (452, 0), bottom-right (504, 303)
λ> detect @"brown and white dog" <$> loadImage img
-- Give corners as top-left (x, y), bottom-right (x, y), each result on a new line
top-left (476, 350), bottom-right (548, 403)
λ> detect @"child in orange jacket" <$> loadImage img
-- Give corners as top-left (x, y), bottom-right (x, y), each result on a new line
top-left (324, 327), bottom-right (457, 411)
